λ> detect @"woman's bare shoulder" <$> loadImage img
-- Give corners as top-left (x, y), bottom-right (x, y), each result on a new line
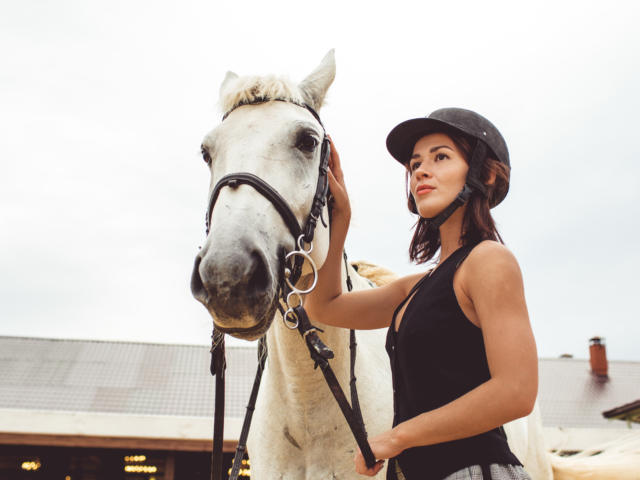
top-left (461, 240), bottom-right (523, 288)
top-left (467, 240), bottom-right (518, 264)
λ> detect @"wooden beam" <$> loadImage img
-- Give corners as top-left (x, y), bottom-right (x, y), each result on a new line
top-left (0, 433), bottom-right (237, 453)
top-left (164, 453), bottom-right (175, 480)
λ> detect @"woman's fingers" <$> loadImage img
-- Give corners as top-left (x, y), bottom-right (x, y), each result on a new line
top-left (369, 460), bottom-right (385, 476)
top-left (353, 429), bottom-right (404, 476)
top-left (327, 169), bottom-right (350, 216)
top-left (325, 137), bottom-right (351, 225)
top-left (328, 168), bottom-right (346, 195)
top-left (327, 136), bottom-right (344, 183)
top-left (327, 168), bottom-right (343, 196)
top-left (354, 451), bottom-right (385, 476)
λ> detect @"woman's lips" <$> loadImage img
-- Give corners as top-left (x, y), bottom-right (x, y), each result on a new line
top-left (416, 185), bottom-right (435, 195)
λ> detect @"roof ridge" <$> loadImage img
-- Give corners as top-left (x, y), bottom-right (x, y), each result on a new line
top-left (0, 335), bottom-right (258, 349)
top-left (539, 357), bottom-right (640, 364)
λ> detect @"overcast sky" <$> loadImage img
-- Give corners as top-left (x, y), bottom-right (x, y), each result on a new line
top-left (1, 0), bottom-right (639, 361)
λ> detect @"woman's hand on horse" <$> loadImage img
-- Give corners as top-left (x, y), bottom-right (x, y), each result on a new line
top-left (354, 428), bottom-right (405, 476)
top-left (327, 136), bottom-right (351, 226)
top-left (354, 457), bottom-right (384, 477)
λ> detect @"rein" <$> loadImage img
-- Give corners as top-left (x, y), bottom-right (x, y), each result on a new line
top-left (204, 99), bottom-right (376, 480)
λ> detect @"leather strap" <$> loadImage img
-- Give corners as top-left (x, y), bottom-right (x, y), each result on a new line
top-left (293, 304), bottom-right (376, 469)
top-left (349, 329), bottom-right (366, 438)
top-left (481, 464), bottom-right (493, 479)
top-left (302, 137), bottom-right (330, 243)
top-left (425, 139), bottom-right (488, 232)
top-left (426, 183), bottom-right (472, 232)
top-left (210, 330), bottom-right (226, 480)
top-left (466, 141), bottom-right (488, 196)
top-left (345, 251), bottom-right (367, 443)
top-left (206, 172), bottom-right (303, 239)
top-left (228, 337), bottom-right (267, 479)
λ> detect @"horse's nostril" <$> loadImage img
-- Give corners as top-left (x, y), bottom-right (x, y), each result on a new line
top-left (247, 250), bottom-right (271, 297)
top-left (190, 255), bottom-right (206, 300)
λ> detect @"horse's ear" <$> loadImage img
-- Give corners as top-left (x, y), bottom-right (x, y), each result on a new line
top-left (299, 50), bottom-right (336, 110)
top-left (219, 71), bottom-right (239, 98)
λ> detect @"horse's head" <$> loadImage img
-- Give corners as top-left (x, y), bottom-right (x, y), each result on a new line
top-left (191, 51), bottom-right (336, 340)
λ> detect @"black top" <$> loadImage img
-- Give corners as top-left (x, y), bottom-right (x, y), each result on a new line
top-left (385, 243), bottom-right (522, 480)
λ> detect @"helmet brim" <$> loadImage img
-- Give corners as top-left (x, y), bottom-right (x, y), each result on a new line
top-left (386, 117), bottom-right (465, 165)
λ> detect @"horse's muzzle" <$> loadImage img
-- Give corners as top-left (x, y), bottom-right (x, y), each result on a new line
top-left (190, 246), bottom-right (277, 337)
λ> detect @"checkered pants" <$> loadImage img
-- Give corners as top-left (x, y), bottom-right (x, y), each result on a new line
top-left (395, 462), bottom-right (531, 480)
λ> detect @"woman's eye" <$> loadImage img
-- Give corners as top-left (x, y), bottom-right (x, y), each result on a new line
top-left (435, 152), bottom-right (448, 161)
top-left (201, 146), bottom-right (212, 164)
top-left (297, 134), bottom-right (318, 153)
top-left (410, 161), bottom-right (420, 171)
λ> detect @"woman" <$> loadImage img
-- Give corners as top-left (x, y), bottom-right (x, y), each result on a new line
top-left (305, 108), bottom-right (537, 480)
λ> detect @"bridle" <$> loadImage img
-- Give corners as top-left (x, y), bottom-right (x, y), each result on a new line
top-left (203, 98), bottom-right (377, 480)
top-left (206, 98), bottom-right (331, 247)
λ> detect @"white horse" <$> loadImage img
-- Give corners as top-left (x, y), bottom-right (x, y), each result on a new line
top-left (191, 51), bottom-right (552, 480)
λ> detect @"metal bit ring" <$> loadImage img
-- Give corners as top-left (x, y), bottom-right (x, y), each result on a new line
top-left (297, 234), bottom-right (313, 254)
top-left (284, 250), bottom-right (318, 294)
top-left (286, 291), bottom-right (303, 310)
top-left (283, 308), bottom-right (299, 330)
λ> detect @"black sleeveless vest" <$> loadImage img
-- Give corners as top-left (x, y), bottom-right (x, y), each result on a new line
top-left (385, 243), bottom-right (522, 480)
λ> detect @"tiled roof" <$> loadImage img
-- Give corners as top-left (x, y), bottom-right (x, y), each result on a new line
top-left (1, 336), bottom-right (639, 430)
top-left (538, 357), bottom-right (640, 429)
top-left (0, 336), bottom-right (258, 418)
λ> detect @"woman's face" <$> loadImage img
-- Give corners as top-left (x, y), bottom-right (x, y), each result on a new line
top-left (408, 132), bottom-right (469, 219)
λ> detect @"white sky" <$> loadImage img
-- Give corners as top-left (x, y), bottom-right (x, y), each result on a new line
top-left (1, 0), bottom-right (639, 360)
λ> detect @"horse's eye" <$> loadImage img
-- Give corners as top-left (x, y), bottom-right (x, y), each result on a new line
top-left (201, 146), bottom-right (212, 164)
top-left (297, 133), bottom-right (318, 153)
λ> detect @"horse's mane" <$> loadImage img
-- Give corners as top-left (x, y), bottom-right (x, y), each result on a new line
top-left (220, 75), bottom-right (306, 115)
top-left (351, 261), bottom-right (398, 287)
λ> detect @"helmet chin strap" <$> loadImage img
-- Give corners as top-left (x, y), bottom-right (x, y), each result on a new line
top-left (425, 184), bottom-right (473, 233)
top-left (425, 140), bottom-right (488, 233)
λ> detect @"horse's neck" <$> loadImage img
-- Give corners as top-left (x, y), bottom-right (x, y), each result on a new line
top-left (265, 258), bottom-right (360, 405)
top-left (266, 317), bottom-right (348, 391)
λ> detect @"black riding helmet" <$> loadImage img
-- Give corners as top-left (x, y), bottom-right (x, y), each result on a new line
top-left (386, 108), bottom-right (510, 230)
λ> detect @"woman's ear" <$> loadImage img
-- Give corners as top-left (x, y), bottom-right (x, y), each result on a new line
top-left (485, 168), bottom-right (497, 186)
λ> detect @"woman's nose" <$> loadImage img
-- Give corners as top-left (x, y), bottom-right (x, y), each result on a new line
top-left (414, 164), bottom-right (432, 178)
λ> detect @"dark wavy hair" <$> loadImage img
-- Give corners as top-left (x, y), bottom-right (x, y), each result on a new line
top-left (406, 128), bottom-right (510, 264)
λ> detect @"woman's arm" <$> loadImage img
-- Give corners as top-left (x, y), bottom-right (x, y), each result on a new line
top-left (355, 241), bottom-right (538, 474)
top-left (304, 139), bottom-right (418, 330)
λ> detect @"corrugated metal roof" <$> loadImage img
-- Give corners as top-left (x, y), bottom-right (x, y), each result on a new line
top-left (1, 336), bottom-right (639, 430)
top-left (0, 336), bottom-right (258, 418)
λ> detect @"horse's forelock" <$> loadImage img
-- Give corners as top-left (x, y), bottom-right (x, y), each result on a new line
top-left (219, 75), bottom-right (306, 116)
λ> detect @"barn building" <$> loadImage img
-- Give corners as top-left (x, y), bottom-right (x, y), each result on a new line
top-left (1, 336), bottom-right (638, 479)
